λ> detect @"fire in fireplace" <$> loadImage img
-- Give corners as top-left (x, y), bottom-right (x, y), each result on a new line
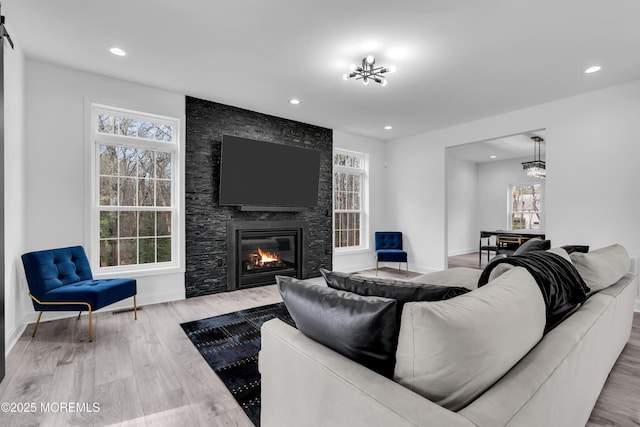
top-left (246, 247), bottom-right (288, 271)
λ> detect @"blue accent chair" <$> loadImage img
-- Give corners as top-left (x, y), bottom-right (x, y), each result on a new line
top-left (374, 232), bottom-right (408, 276)
top-left (21, 246), bottom-right (137, 342)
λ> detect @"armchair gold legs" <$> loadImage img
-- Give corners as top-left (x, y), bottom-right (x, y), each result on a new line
top-left (29, 293), bottom-right (137, 342)
top-left (32, 312), bottom-right (43, 338)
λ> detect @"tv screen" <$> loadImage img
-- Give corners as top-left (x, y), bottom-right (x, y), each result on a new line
top-left (219, 135), bottom-right (321, 208)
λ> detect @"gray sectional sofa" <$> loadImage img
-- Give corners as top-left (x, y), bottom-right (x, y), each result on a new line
top-left (259, 245), bottom-right (637, 427)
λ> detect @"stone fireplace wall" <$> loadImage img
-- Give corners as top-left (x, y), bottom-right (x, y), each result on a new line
top-left (185, 96), bottom-right (333, 298)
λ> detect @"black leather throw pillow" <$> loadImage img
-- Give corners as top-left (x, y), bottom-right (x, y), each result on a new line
top-left (512, 238), bottom-right (552, 256)
top-left (561, 245), bottom-right (590, 254)
top-left (319, 268), bottom-right (470, 304)
top-left (276, 275), bottom-right (398, 378)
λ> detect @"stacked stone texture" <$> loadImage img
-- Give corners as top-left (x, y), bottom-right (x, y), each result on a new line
top-left (185, 97), bottom-right (333, 298)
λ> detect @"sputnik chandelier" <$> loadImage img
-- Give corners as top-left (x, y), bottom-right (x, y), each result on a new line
top-left (343, 55), bottom-right (395, 86)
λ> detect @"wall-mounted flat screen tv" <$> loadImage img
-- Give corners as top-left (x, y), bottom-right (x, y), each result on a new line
top-left (219, 135), bottom-right (322, 208)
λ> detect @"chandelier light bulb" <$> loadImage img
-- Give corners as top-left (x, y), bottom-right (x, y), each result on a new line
top-left (366, 55), bottom-right (375, 64)
top-left (363, 78), bottom-right (369, 85)
top-left (389, 65), bottom-right (397, 73)
top-left (349, 63), bottom-right (357, 72)
top-left (381, 79), bottom-right (387, 86)
top-left (342, 73), bottom-right (349, 81)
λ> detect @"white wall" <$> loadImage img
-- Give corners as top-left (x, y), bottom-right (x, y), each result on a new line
top-left (446, 156), bottom-right (478, 256)
top-left (9, 60), bottom-right (640, 354)
top-left (384, 136), bottom-right (446, 272)
top-left (4, 43), bottom-right (27, 354)
top-left (332, 130), bottom-right (388, 272)
top-left (388, 79), bottom-right (640, 283)
top-left (22, 60), bottom-right (186, 326)
top-left (476, 156), bottom-right (545, 232)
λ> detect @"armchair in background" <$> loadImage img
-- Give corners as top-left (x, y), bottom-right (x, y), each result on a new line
top-left (374, 231), bottom-right (408, 276)
top-left (21, 246), bottom-right (137, 342)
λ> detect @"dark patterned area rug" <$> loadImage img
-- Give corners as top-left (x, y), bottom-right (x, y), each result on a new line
top-left (180, 302), bottom-right (295, 427)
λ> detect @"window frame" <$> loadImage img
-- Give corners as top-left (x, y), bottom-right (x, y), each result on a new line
top-left (508, 182), bottom-right (544, 231)
top-left (88, 103), bottom-right (181, 275)
top-left (333, 148), bottom-right (369, 253)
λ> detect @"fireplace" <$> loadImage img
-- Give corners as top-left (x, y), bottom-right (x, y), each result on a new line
top-left (227, 221), bottom-right (309, 290)
top-left (240, 230), bottom-right (299, 286)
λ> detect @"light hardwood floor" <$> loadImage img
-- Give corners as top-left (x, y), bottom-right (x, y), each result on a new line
top-left (448, 251), bottom-right (495, 270)
top-left (0, 285), bottom-right (282, 427)
top-left (1, 275), bottom-right (638, 426)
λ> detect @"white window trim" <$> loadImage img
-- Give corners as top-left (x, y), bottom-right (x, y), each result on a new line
top-left (86, 102), bottom-right (183, 276)
top-left (333, 148), bottom-right (369, 253)
top-left (507, 182), bottom-right (544, 231)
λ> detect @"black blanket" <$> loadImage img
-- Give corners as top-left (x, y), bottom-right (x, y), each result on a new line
top-left (478, 251), bottom-right (590, 332)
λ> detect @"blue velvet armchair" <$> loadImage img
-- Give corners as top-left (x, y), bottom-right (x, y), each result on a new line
top-left (374, 231), bottom-right (408, 276)
top-left (21, 246), bottom-right (137, 341)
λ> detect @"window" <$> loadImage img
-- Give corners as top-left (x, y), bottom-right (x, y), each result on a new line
top-left (333, 149), bottom-right (367, 250)
top-left (509, 183), bottom-right (542, 230)
top-left (91, 104), bottom-right (180, 271)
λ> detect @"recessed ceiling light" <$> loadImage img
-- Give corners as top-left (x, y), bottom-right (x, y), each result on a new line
top-left (584, 65), bottom-right (601, 74)
top-left (384, 125), bottom-right (393, 130)
top-left (109, 47), bottom-right (127, 56)
top-left (289, 99), bottom-right (300, 105)
top-left (490, 155), bottom-right (497, 159)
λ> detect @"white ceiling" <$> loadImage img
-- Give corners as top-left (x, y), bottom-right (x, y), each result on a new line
top-left (4, 0), bottom-right (640, 141)
top-left (447, 131), bottom-right (546, 164)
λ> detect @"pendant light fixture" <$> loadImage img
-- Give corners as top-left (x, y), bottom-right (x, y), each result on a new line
top-left (522, 136), bottom-right (545, 179)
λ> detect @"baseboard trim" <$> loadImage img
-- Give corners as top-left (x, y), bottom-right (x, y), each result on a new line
top-left (5, 322), bottom-right (27, 358)
top-left (411, 264), bottom-right (438, 274)
top-left (334, 263), bottom-right (376, 274)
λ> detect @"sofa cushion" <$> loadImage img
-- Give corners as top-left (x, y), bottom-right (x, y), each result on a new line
top-left (408, 267), bottom-right (481, 290)
top-left (570, 244), bottom-right (630, 293)
top-left (320, 269), bottom-right (470, 303)
top-left (394, 267), bottom-right (546, 411)
top-left (546, 247), bottom-right (572, 262)
top-left (487, 263), bottom-right (515, 281)
top-left (277, 275), bottom-right (398, 378)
